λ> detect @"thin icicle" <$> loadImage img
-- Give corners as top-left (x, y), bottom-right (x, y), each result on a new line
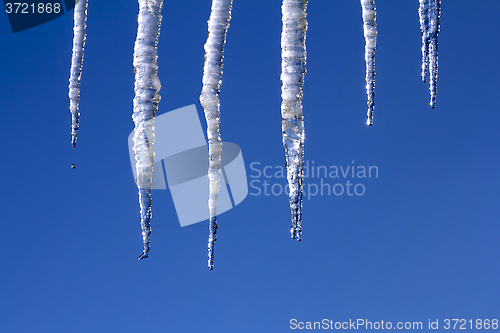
top-left (419, 0), bottom-right (440, 108)
top-left (281, 0), bottom-right (307, 241)
top-left (132, 0), bottom-right (163, 260)
top-left (200, 0), bottom-right (233, 271)
top-left (418, 0), bottom-right (430, 83)
top-left (360, 0), bottom-right (377, 126)
top-left (68, 0), bottom-right (88, 148)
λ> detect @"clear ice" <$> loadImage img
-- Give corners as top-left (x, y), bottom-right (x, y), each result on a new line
top-left (281, 0), bottom-right (308, 241)
top-left (68, 0), bottom-right (88, 148)
top-left (360, 0), bottom-right (377, 126)
top-left (419, 0), bottom-right (440, 108)
top-left (200, 0), bottom-right (233, 270)
top-left (63, 1), bottom-right (445, 264)
top-left (132, 0), bottom-right (163, 260)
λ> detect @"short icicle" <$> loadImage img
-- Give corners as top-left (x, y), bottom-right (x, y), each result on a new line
top-left (132, 0), bottom-right (164, 260)
top-left (419, 0), bottom-right (441, 108)
top-left (281, 0), bottom-right (308, 241)
top-left (360, 0), bottom-right (377, 126)
top-left (68, 0), bottom-right (88, 148)
top-left (200, 0), bottom-right (233, 270)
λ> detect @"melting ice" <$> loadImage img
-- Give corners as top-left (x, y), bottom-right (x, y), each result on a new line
top-left (65, 0), bottom-right (445, 263)
top-left (132, 0), bottom-right (164, 260)
top-left (360, 0), bottom-right (377, 126)
top-left (281, 0), bottom-right (308, 241)
top-left (68, 0), bottom-right (88, 148)
top-left (200, 0), bottom-right (233, 270)
top-left (419, 0), bottom-right (441, 108)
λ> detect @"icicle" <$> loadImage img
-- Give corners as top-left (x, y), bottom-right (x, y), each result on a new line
top-left (419, 0), bottom-right (440, 108)
top-left (200, 0), bottom-right (233, 270)
top-left (132, 0), bottom-right (163, 260)
top-left (281, 0), bottom-right (307, 241)
top-left (360, 0), bottom-right (377, 126)
top-left (68, 0), bottom-right (88, 148)
top-left (418, 0), bottom-right (430, 83)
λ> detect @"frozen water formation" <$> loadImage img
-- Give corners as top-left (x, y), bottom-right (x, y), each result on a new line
top-left (200, 0), bottom-right (233, 270)
top-left (419, 0), bottom-right (441, 108)
top-left (68, 0), bottom-right (88, 148)
top-left (132, 0), bottom-right (164, 260)
top-left (360, 0), bottom-right (377, 126)
top-left (281, 0), bottom-right (308, 241)
top-left (65, 1), bottom-right (444, 264)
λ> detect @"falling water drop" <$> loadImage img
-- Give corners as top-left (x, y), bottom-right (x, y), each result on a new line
top-left (419, 0), bottom-right (440, 108)
top-left (132, 0), bottom-right (164, 260)
top-left (360, 0), bottom-right (377, 126)
top-left (200, 0), bottom-right (233, 270)
top-left (281, 0), bottom-right (308, 241)
top-left (68, 0), bottom-right (88, 148)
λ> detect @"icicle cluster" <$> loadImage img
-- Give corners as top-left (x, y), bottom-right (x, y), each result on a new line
top-left (419, 0), bottom-right (440, 108)
top-left (200, 0), bottom-right (233, 270)
top-left (360, 0), bottom-right (377, 126)
top-left (132, 0), bottom-right (164, 260)
top-left (68, 0), bottom-right (88, 148)
top-left (281, 0), bottom-right (308, 241)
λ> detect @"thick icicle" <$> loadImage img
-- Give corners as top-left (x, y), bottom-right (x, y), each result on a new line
top-left (68, 0), bottom-right (88, 148)
top-left (419, 0), bottom-right (440, 108)
top-left (281, 0), bottom-right (307, 241)
top-left (200, 0), bottom-right (233, 270)
top-left (360, 0), bottom-right (377, 126)
top-left (132, 0), bottom-right (163, 260)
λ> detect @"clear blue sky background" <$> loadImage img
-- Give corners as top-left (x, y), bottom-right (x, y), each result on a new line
top-left (1, 1), bottom-right (499, 332)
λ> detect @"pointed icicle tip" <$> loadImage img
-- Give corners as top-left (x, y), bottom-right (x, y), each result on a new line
top-left (207, 216), bottom-right (218, 270)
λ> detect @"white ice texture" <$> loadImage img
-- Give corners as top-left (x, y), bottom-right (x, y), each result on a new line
top-left (68, 0), bottom-right (88, 148)
top-left (360, 0), bottom-right (377, 126)
top-left (132, 0), bottom-right (163, 260)
top-left (419, 0), bottom-right (440, 108)
top-left (200, 0), bottom-right (233, 270)
top-left (281, 0), bottom-right (307, 241)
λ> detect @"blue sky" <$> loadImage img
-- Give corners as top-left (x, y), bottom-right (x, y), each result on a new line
top-left (1, 1), bottom-right (499, 332)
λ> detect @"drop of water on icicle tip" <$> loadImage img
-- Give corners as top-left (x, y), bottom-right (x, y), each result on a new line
top-left (71, 164), bottom-right (76, 169)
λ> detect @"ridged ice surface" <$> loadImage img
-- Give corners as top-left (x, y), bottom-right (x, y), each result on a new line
top-left (132, 0), bottom-right (163, 260)
top-left (200, 0), bottom-right (233, 270)
top-left (419, 0), bottom-right (440, 108)
top-left (281, 0), bottom-right (307, 241)
top-left (68, 0), bottom-right (88, 148)
top-left (360, 0), bottom-right (377, 126)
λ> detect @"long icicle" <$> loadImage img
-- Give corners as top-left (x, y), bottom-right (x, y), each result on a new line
top-left (200, 0), bottom-right (233, 270)
top-left (281, 0), bottom-right (307, 241)
top-left (132, 0), bottom-right (163, 260)
top-left (419, 0), bottom-right (441, 108)
top-left (360, 0), bottom-right (377, 126)
top-left (68, 0), bottom-right (88, 148)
